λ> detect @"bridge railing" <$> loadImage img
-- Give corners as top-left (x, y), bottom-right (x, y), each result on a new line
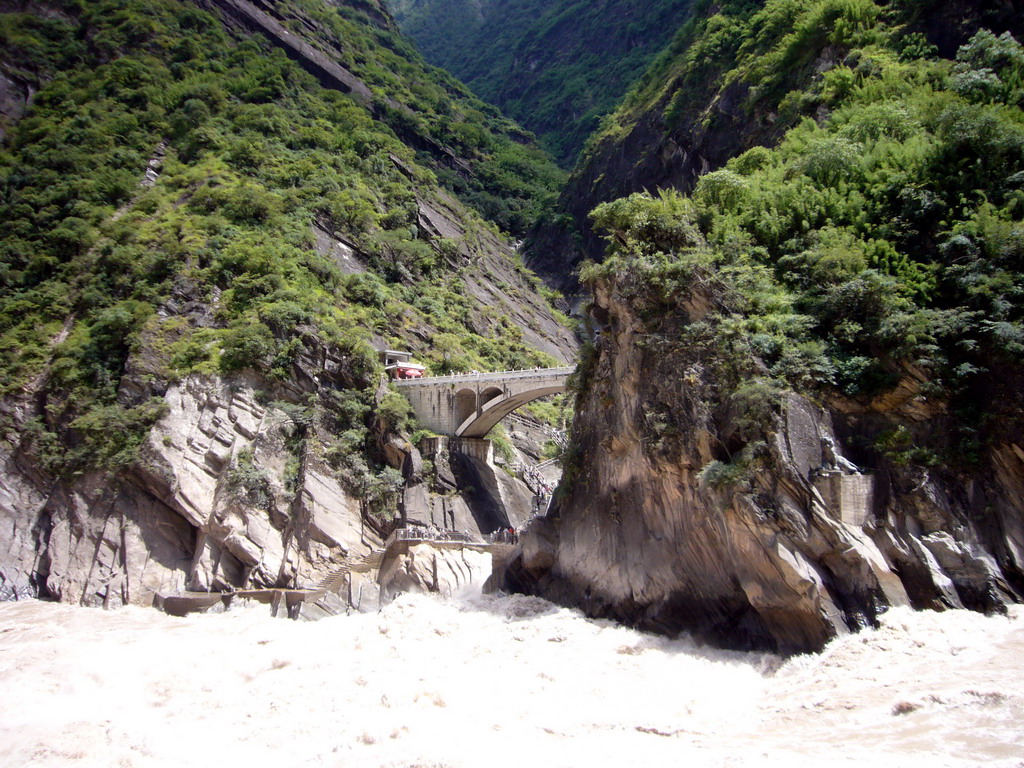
top-left (391, 366), bottom-right (575, 387)
top-left (506, 412), bottom-right (569, 443)
top-left (384, 526), bottom-right (535, 548)
top-left (384, 527), bottom-right (484, 548)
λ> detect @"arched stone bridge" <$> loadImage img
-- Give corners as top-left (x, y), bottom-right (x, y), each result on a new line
top-left (392, 367), bottom-right (574, 438)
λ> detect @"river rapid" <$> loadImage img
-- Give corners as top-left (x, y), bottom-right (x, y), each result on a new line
top-left (1, 592), bottom-right (1021, 767)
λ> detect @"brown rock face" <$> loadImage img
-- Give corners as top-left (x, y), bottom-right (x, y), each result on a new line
top-left (508, 278), bottom-right (1024, 654)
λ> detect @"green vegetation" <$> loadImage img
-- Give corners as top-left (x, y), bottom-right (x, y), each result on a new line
top-left (524, 393), bottom-right (571, 429)
top-left (697, 454), bottom-right (755, 489)
top-left (539, 439), bottom-right (561, 461)
top-left (596, 0), bottom-right (878, 144)
top-left (590, 0), bottom-right (1017, 154)
top-left (585, 13), bottom-right (1024, 473)
top-left (229, 447), bottom-right (274, 509)
top-left (487, 423), bottom-right (518, 470)
top-left (316, 387), bottom-right (407, 523)
top-left (391, 0), bottom-right (694, 165)
top-left (0, 0), bottom-right (564, 478)
top-left (288, 0), bottom-right (567, 234)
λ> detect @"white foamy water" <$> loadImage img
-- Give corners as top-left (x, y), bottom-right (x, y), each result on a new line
top-left (0, 592), bottom-right (1021, 768)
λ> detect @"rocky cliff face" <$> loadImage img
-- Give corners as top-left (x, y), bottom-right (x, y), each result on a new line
top-left (378, 540), bottom-right (493, 599)
top-left (508, 277), bottom-right (1024, 654)
top-left (0, 68), bottom-right (33, 142)
top-left (0, 328), bottom-right (553, 608)
top-left (0, 0), bottom-right (576, 610)
top-left (503, 0), bottom-right (1024, 653)
top-left (0, 337), bottom-right (376, 605)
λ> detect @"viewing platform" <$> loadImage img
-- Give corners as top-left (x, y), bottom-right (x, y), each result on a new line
top-left (382, 526), bottom-right (518, 555)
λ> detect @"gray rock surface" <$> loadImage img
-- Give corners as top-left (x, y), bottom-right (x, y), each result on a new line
top-left (0, 70), bottom-right (32, 142)
top-left (379, 541), bottom-right (493, 599)
top-left (401, 440), bottom-right (537, 539)
top-left (0, 372), bottom-right (386, 608)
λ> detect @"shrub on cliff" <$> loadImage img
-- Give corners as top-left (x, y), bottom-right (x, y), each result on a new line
top-left (587, 24), bottom-right (1024, 467)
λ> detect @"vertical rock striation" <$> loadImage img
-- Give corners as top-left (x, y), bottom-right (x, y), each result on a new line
top-left (0, 349), bottom-right (385, 607)
top-left (508, 276), bottom-right (1024, 654)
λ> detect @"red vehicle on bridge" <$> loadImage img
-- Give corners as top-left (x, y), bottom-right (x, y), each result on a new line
top-left (381, 349), bottom-right (426, 379)
top-left (390, 362), bottom-right (426, 379)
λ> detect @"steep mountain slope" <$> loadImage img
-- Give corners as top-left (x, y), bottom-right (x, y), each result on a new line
top-left (509, 0), bottom-right (1024, 653)
top-left (0, 0), bottom-right (576, 606)
top-left (527, 0), bottom-right (1024, 289)
top-left (388, 0), bottom-right (694, 166)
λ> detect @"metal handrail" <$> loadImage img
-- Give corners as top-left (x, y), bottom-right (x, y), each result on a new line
top-left (506, 411), bottom-right (567, 433)
top-left (392, 366), bottom-right (575, 387)
top-left (384, 527), bottom-right (484, 548)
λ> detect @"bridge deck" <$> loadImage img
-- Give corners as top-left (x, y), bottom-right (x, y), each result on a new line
top-left (392, 366), bottom-right (575, 387)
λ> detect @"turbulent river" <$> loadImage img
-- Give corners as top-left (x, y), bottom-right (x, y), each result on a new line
top-left (1, 592), bottom-right (1022, 767)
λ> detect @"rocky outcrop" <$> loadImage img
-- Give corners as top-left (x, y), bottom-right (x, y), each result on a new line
top-left (379, 540), bottom-right (492, 599)
top-left (0, 368), bottom-right (387, 608)
top-left (507, 278), bottom-right (1024, 654)
top-left (195, 0), bottom-right (374, 102)
top-left (0, 69), bottom-right (33, 142)
top-left (400, 438), bottom-right (536, 538)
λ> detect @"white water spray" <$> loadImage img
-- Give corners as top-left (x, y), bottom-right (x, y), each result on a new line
top-left (1, 592), bottom-right (1021, 767)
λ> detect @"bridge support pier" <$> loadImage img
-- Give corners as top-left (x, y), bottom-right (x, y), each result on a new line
top-left (420, 436), bottom-right (493, 463)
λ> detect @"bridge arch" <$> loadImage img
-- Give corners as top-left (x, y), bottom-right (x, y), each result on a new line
top-left (454, 384), bottom-right (567, 439)
top-left (454, 388), bottom-right (477, 427)
top-left (392, 366), bottom-right (574, 437)
top-left (479, 386), bottom-right (503, 407)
